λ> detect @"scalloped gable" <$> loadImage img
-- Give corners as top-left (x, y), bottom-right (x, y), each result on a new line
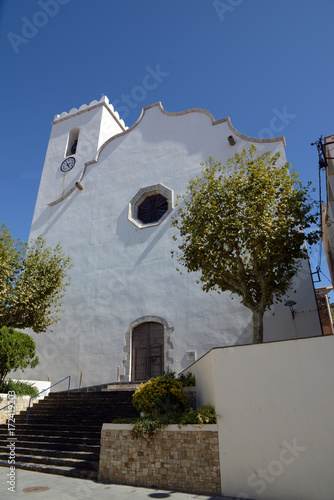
top-left (91, 101), bottom-right (286, 165)
top-left (126, 101), bottom-right (285, 144)
top-left (147, 102), bottom-right (286, 145)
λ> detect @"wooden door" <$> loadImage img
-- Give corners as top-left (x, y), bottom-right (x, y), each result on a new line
top-left (132, 322), bottom-right (164, 381)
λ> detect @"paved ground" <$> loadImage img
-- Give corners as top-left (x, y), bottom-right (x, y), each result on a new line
top-left (0, 467), bottom-right (248, 500)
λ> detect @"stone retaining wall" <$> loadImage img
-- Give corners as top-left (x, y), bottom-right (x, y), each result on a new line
top-left (0, 395), bottom-right (39, 425)
top-left (98, 423), bottom-right (221, 495)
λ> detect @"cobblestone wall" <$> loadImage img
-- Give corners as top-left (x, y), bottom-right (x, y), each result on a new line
top-left (98, 424), bottom-right (221, 495)
top-left (0, 395), bottom-right (39, 425)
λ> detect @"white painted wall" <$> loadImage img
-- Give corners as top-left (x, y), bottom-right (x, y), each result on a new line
top-left (189, 335), bottom-right (334, 500)
top-left (17, 96), bottom-right (322, 388)
top-left (10, 379), bottom-right (51, 399)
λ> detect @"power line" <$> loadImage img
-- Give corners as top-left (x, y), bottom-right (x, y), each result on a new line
top-left (311, 136), bottom-right (327, 281)
top-left (320, 270), bottom-right (332, 285)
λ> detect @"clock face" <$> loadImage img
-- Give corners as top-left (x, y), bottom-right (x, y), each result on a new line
top-left (60, 157), bottom-right (76, 172)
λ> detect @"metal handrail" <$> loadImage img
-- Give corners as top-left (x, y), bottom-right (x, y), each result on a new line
top-left (26, 375), bottom-right (71, 424)
top-left (0, 402), bottom-right (14, 412)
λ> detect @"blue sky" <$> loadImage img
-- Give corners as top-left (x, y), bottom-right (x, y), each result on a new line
top-left (1, 0), bottom-right (333, 290)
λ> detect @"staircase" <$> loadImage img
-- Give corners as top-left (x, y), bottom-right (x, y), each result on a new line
top-left (0, 390), bottom-right (138, 479)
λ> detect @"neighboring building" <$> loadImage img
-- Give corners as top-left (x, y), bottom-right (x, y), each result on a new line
top-left (18, 96), bottom-right (322, 388)
top-left (315, 286), bottom-right (334, 335)
top-left (322, 135), bottom-right (334, 284)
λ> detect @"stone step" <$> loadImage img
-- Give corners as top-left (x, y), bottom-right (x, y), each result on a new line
top-left (9, 420), bottom-right (103, 428)
top-left (0, 424), bottom-right (103, 437)
top-left (0, 433), bottom-right (100, 445)
top-left (18, 411), bottom-right (135, 421)
top-left (9, 453), bottom-right (98, 470)
top-left (24, 398), bottom-right (132, 409)
top-left (27, 402), bottom-right (136, 413)
top-left (0, 388), bottom-right (138, 479)
top-left (0, 421), bottom-right (103, 431)
top-left (0, 445), bottom-right (99, 461)
top-left (68, 382), bottom-right (127, 393)
top-left (42, 398), bottom-right (134, 405)
top-left (47, 391), bottom-right (135, 399)
top-left (103, 383), bottom-right (142, 391)
top-left (22, 403), bottom-right (136, 419)
top-left (65, 382), bottom-right (141, 393)
top-left (20, 413), bottom-right (135, 421)
top-left (29, 399), bottom-right (135, 406)
top-left (14, 413), bottom-right (135, 424)
top-left (32, 394), bottom-right (133, 400)
top-left (0, 440), bottom-right (99, 452)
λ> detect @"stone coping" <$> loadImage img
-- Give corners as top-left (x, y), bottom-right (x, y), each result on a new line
top-left (0, 393), bottom-right (31, 399)
top-left (102, 423), bottom-right (218, 431)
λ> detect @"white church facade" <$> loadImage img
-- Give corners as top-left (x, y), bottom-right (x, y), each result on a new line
top-left (21, 96), bottom-right (322, 388)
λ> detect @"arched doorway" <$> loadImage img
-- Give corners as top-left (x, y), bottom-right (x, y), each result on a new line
top-left (131, 322), bottom-right (164, 381)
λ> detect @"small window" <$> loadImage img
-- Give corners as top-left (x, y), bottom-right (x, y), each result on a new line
top-left (66, 127), bottom-right (80, 157)
top-left (138, 194), bottom-right (168, 224)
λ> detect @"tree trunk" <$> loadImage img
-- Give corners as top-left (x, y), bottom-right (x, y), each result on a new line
top-left (252, 308), bottom-right (264, 344)
top-left (0, 371), bottom-right (7, 388)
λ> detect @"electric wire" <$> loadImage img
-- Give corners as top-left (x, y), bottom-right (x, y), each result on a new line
top-left (311, 136), bottom-right (328, 283)
top-left (320, 270), bottom-right (332, 285)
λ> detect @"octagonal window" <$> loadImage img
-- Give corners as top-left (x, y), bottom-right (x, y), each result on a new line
top-left (128, 184), bottom-right (174, 228)
top-left (138, 194), bottom-right (168, 224)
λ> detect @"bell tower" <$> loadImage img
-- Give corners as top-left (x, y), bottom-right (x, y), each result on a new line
top-left (30, 96), bottom-right (127, 238)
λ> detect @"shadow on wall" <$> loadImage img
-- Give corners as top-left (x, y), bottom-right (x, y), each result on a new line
top-left (115, 203), bottom-right (173, 269)
top-left (31, 188), bottom-right (81, 237)
top-left (179, 319), bottom-right (254, 371)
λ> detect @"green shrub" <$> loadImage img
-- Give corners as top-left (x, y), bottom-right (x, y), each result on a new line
top-left (116, 411), bottom-right (183, 438)
top-left (127, 373), bottom-right (214, 438)
top-left (131, 417), bottom-right (165, 438)
top-left (114, 403), bottom-right (218, 438)
top-left (177, 371), bottom-right (196, 387)
top-left (162, 369), bottom-right (176, 379)
top-left (0, 379), bottom-right (38, 397)
top-left (162, 370), bottom-right (196, 387)
top-left (112, 417), bottom-right (139, 424)
top-left (132, 376), bottom-right (188, 415)
top-left (180, 404), bottom-right (217, 426)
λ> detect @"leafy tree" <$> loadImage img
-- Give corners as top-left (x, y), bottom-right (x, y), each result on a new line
top-left (172, 146), bottom-right (320, 344)
top-left (0, 326), bottom-right (39, 387)
top-left (0, 224), bottom-right (72, 333)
